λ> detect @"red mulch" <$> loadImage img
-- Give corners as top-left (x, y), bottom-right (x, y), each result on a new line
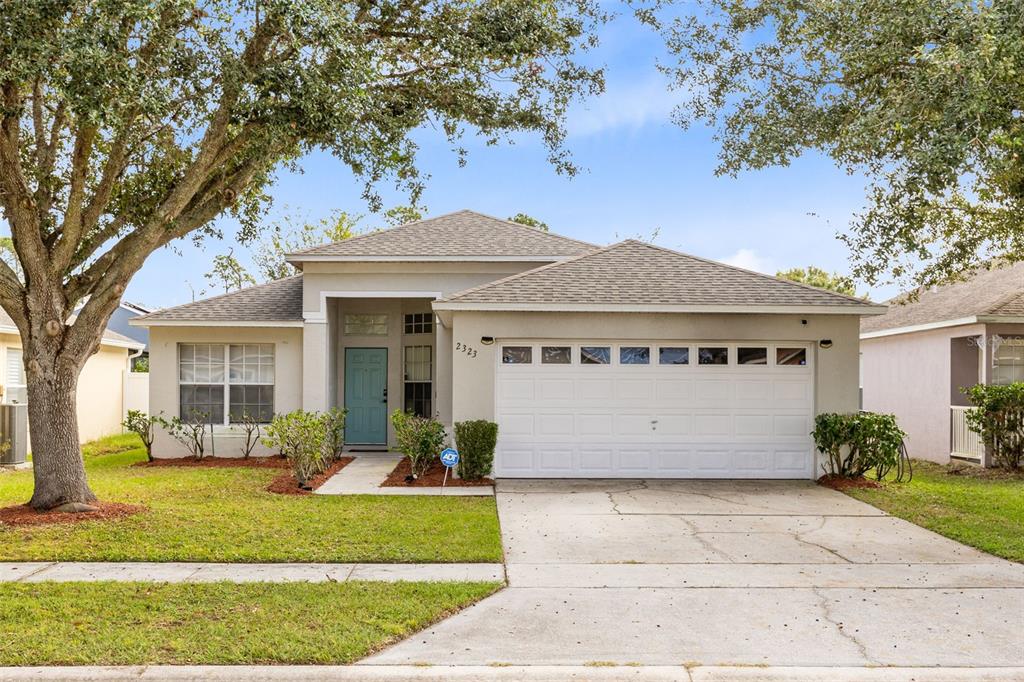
top-left (136, 455), bottom-right (290, 469)
top-left (0, 501), bottom-right (145, 527)
top-left (381, 457), bottom-right (494, 487)
top-left (266, 457), bottom-right (354, 495)
top-left (817, 474), bottom-right (881, 491)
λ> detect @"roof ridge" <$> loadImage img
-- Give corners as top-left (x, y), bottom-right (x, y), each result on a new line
top-left (286, 209), bottom-right (472, 257)
top-left (137, 274), bottom-right (303, 320)
top-left (287, 208), bottom-right (599, 258)
top-left (632, 239), bottom-right (873, 305)
top-left (441, 241), bottom-right (627, 302)
top-left (985, 283), bottom-right (1024, 315)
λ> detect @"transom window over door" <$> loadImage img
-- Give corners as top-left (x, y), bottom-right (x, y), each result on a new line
top-left (344, 314), bottom-right (388, 335)
top-left (179, 343), bottom-right (275, 424)
top-left (404, 313), bottom-right (433, 335)
top-left (404, 345), bottom-right (432, 418)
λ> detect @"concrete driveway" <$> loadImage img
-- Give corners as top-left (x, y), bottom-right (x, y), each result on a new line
top-left (365, 479), bottom-right (1024, 668)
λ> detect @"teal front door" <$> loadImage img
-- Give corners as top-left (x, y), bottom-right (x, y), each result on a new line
top-left (344, 348), bottom-right (388, 444)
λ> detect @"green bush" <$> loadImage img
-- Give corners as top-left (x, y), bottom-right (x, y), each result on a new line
top-left (454, 420), bottom-right (498, 480)
top-left (964, 383), bottom-right (1024, 470)
top-left (812, 412), bottom-right (905, 479)
top-left (262, 410), bottom-right (330, 486)
top-left (122, 410), bottom-right (166, 462)
top-left (391, 410), bottom-right (446, 478)
top-left (323, 407), bottom-right (348, 461)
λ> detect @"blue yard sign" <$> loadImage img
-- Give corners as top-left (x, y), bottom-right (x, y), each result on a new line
top-left (439, 448), bottom-right (459, 493)
top-left (440, 448), bottom-right (460, 468)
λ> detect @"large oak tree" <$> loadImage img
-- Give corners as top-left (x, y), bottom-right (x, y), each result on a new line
top-left (0, 0), bottom-right (604, 510)
top-left (651, 0), bottom-right (1023, 288)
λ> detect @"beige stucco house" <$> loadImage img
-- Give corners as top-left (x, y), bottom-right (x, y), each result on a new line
top-left (0, 311), bottom-right (145, 444)
top-left (861, 263), bottom-right (1024, 467)
top-left (133, 210), bottom-right (884, 478)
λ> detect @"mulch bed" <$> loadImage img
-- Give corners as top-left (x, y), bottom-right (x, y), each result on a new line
top-left (381, 457), bottom-right (494, 487)
top-left (266, 457), bottom-right (354, 495)
top-left (0, 501), bottom-right (145, 527)
top-left (136, 455), bottom-right (290, 469)
top-left (817, 474), bottom-right (881, 491)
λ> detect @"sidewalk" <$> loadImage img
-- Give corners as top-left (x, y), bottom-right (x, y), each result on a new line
top-left (316, 453), bottom-right (493, 496)
top-left (0, 562), bottom-right (504, 583)
top-left (1, 665), bottom-right (1021, 681)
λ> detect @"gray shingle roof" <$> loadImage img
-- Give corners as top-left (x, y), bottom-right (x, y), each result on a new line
top-left (288, 210), bottom-right (596, 260)
top-left (861, 262), bottom-right (1024, 333)
top-left (438, 240), bottom-right (879, 310)
top-left (0, 310), bottom-right (143, 348)
top-left (136, 275), bottom-right (303, 323)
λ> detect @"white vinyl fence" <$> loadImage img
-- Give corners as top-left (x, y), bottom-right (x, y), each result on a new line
top-left (123, 370), bottom-right (149, 421)
top-left (950, 406), bottom-right (985, 461)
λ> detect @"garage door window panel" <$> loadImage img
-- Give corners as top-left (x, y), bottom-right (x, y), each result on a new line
top-left (737, 347), bottom-right (768, 365)
top-left (502, 346), bottom-right (533, 364)
top-left (776, 347), bottom-right (808, 366)
top-left (580, 346), bottom-right (610, 365)
top-left (659, 347), bottom-right (689, 365)
top-left (698, 347), bottom-right (729, 365)
top-left (620, 346), bottom-right (650, 365)
top-left (541, 346), bottom-right (572, 364)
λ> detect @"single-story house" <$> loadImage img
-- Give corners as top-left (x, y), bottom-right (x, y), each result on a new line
top-left (861, 263), bottom-right (1024, 467)
top-left (0, 310), bottom-right (146, 443)
top-left (133, 210), bottom-right (884, 478)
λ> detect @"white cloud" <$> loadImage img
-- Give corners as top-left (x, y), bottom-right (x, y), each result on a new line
top-left (721, 248), bottom-right (775, 275)
top-left (566, 76), bottom-right (677, 137)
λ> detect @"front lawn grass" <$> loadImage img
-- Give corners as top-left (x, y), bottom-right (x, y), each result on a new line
top-left (844, 460), bottom-right (1024, 562)
top-left (0, 581), bottom-right (500, 665)
top-left (0, 437), bottom-right (502, 563)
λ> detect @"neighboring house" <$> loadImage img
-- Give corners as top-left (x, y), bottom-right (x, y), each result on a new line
top-left (78, 300), bottom-right (151, 370)
top-left (0, 310), bottom-right (146, 443)
top-left (860, 263), bottom-right (1024, 467)
top-left (133, 210), bottom-right (883, 478)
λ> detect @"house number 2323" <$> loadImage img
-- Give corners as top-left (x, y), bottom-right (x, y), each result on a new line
top-left (455, 342), bottom-right (478, 358)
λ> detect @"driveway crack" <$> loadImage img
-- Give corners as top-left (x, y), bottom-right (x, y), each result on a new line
top-left (812, 586), bottom-right (878, 665)
top-left (793, 517), bottom-right (855, 563)
top-left (607, 480), bottom-right (649, 515)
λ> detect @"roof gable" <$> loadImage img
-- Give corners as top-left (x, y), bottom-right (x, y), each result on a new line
top-left (861, 262), bottom-right (1024, 334)
top-left (437, 240), bottom-right (880, 312)
top-left (287, 210), bottom-right (596, 261)
top-left (134, 275), bottom-right (304, 325)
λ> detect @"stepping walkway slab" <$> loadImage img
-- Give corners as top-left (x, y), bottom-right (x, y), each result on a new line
top-left (316, 453), bottom-right (493, 496)
top-left (0, 562), bottom-right (504, 584)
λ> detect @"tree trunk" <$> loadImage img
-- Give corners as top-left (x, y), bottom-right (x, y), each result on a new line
top-left (25, 355), bottom-right (95, 510)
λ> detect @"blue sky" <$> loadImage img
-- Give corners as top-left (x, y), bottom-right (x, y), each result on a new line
top-left (126, 11), bottom-right (896, 310)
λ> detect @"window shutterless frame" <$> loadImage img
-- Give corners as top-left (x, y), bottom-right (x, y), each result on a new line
top-left (178, 343), bottom-right (275, 425)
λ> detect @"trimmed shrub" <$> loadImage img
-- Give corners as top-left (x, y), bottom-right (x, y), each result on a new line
top-left (454, 420), bottom-right (498, 480)
top-left (964, 383), bottom-right (1024, 470)
top-left (812, 412), bottom-right (905, 478)
top-left (391, 410), bottom-right (446, 478)
top-left (262, 410), bottom-right (330, 486)
top-left (122, 410), bottom-right (166, 462)
top-left (323, 407), bottom-right (348, 461)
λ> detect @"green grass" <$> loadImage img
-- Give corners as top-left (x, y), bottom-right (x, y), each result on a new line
top-left (0, 581), bottom-right (501, 665)
top-left (845, 460), bottom-right (1024, 562)
top-left (0, 436), bottom-right (502, 563)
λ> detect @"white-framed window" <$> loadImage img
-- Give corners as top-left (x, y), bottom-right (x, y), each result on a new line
top-left (993, 342), bottom-right (1024, 385)
top-left (179, 343), bottom-right (275, 424)
top-left (404, 345), bottom-right (432, 418)
top-left (404, 313), bottom-right (433, 335)
top-left (344, 314), bottom-right (388, 336)
top-left (5, 348), bottom-right (27, 404)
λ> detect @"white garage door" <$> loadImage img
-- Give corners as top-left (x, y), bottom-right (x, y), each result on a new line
top-left (494, 341), bottom-right (816, 479)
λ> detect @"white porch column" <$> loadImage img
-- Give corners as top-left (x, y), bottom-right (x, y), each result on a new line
top-left (435, 315), bottom-right (453, 427)
top-left (302, 319), bottom-right (329, 412)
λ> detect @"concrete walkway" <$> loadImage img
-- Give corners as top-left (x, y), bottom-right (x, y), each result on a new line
top-left (2, 665), bottom-right (1023, 681)
top-left (316, 453), bottom-right (493, 496)
top-left (0, 561), bottom-right (504, 583)
top-left (366, 479), bottom-right (1024, 668)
